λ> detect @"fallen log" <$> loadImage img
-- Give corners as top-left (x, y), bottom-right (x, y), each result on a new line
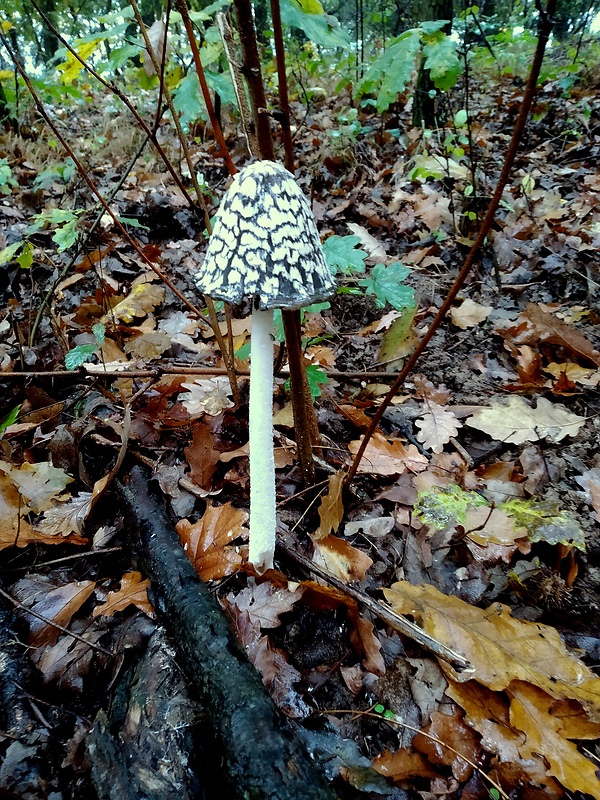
top-left (117, 466), bottom-right (337, 800)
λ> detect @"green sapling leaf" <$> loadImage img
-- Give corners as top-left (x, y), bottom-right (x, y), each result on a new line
top-left (358, 262), bottom-right (415, 310)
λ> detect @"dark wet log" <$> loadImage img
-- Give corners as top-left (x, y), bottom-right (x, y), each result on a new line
top-left (0, 600), bottom-right (49, 798)
top-left (116, 466), bottom-right (337, 800)
top-left (87, 628), bottom-right (204, 800)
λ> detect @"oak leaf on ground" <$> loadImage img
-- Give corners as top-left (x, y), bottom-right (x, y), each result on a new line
top-left (384, 581), bottom-right (600, 720)
top-left (348, 433), bottom-right (428, 475)
top-left (466, 396), bottom-right (585, 444)
top-left (311, 534), bottom-right (373, 583)
top-left (93, 571), bottom-right (154, 619)
top-left (415, 403), bottom-right (462, 453)
top-left (176, 502), bottom-right (248, 581)
top-left (184, 423), bottom-right (221, 490)
top-left (316, 470), bottom-right (345, 540)
top-left (12, 576), bottom-right (96, 646)
top-left (450, 299), bottom-right (492, 329)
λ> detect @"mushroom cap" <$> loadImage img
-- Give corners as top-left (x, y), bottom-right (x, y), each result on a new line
top-left (195, 161), bottom-right (336, 310)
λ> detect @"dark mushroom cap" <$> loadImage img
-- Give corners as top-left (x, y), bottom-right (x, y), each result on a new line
top-left (195, 161), bottom-right (336, 310)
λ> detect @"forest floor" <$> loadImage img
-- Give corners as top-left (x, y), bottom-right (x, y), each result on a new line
top-left (1, 56), bottom-right (600, 800)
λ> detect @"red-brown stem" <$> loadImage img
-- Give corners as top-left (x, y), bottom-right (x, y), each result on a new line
top-left (269, 0), bottom-right (295, 172)
top-left (231, 0), bottom-right (319, 483)
top-left (345, 0), bottom-right (557, 484)
top-left (231, 0), bottom-right (275, 161)
top-left (175, 0), bottom-right (237, 176)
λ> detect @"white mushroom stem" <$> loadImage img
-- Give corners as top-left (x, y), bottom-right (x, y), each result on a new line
top-left (248, 308), bottom-right (276, 573)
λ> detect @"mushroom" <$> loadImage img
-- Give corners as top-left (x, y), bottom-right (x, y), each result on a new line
top-left (195, 160), bottom-right (336, 573)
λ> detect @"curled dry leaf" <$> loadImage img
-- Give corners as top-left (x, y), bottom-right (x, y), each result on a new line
top-left (413, 707), bottom-right (481, 781)
top-left (348, 432), bottom-right (429, 476)
top-left (450, 298), bottom-right (492, 330)
top-left (184, 423), bottom-right (221, 490)
top-left (311, 534), bottom-right (373, 583)
top-left (13, 577), bottom-right (96, 646)
top-left (176, 502), bottom-right (248, 581)
top-left (226, 580), bottom-right (304, 629)
top-left (93, 571), bottom-right (154, 619)
top-left (316, 470), bottom-right (345, 540)
top-left (181, 377), bottom-right (235, 418)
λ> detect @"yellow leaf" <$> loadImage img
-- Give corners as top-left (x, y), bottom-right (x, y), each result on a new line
top-left (104, 282), bottom-right (165, 324)
top-left (57, 39), bottom-right (102, 84)
top-left (384, 581), bottom-right (600, 720)
top-left (509, 681), bottom-right (600, 795)
top-left (315, 470), bottom-right (345, 540)
top-left (295, 0), bottom-right (324, 13)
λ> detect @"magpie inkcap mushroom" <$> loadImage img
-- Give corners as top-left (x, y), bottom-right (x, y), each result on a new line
top-left (195, 160), bottom-right (336, 573)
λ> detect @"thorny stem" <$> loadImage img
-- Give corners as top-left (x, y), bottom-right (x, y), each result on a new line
top-left (345, 0), bottom-right (557, 485)
top-left (174, 0), bottom-right (237, 176)
top-left (231, 0), bottom-right (320, 483)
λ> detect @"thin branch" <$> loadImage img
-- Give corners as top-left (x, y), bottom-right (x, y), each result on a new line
top-left (277, 541), bottom-right (471, 672)
top-left (0, 366), bottom-right (408, 380)
top-left (345, 0), bottom-right (557, 484)
top-left (269, 0), bottom-right (294, 171)
top-left (174, 0), bottom-right (237, 175)
top-left (0, 29), bottom-right (206, 321)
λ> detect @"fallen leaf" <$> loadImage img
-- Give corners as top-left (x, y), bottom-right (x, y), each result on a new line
top-left (544, 361), bottom-right (600, 386)
top-left (181, 377), bottom-right (235, 418)
top-left (384, 581), bottom-right (600, 720)
top-left (103, 281), bottom-right (165, 324)
top-left (373, 748), bottom-right (439, 781)
top-left (344, 517), bottom-right (395, 537)
top-left (0, 461), bottom-right (74, 513)
top-left (346, 223), bottom-right (388, 261)
top-left (13, 576), bottom-right (96, 646)
top-left (34, 492), bottom-right (93, 537)
top-left (509, 681), bottom-right (600, 795)
top-left (185, 423), bottom-right (221, 490)
top-left (466, 396), bottom-right (586, 444)
top-left (124, 331), bottom-right (171, 359)
top-left (413, 707), bottom-right (481, 781)
top-left (93, 571), bottom-right (154, 619)
top-left (226, 580), bottom-right (304, 629)
top-left (415, 403), bottom-right (462, 453)
top-left (502, 303), bottom-right (600, 367)
top-left (176, 502), bottom-right (248, 581)
top-left (450, 298), bottom-right (492, 329)
top-left (316, 470), bottom-right (345, 540)
top-left (348, 433), bottom-right (429, 475)
top-left (33, 624), bottom-right (105, 689)
top-left (312, 534), bottom-right (373, 583)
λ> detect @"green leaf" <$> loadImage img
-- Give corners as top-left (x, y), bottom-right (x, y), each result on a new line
top-left (454, 109), bottom-right (468, 126)
top-left (52, 217), bottom-right (79, 251)
top-left (356, 30), bottom-right (421, 113)
top-left (0, 404), bottom-right (21, 436)
top-left (0, 240), bottom-right (24, 266)
top-left (379, 306), bottom-right (418, 364)
top-left (415, 485), bottom-right (488, 530)
top-left (422, 33), bottom-right (462, 91)
top-left (92, 323), bottom-right (106, 345)
top-left (323, 235), bottom-right (367, 275)
top-left (16, 241), bottom-right (33, 269)
top-left (65, 343), bottom-right (98, 370)
top-left (305, 364), bottom-right (329, 399)
top-left (280, 0), bottom-right (351, 48)
top-left (501, 498), bottom-right (586, 551)
top-left (358, 262), bottom-right (415, 310)
top-left (172, 72), bottom-right (206, 129)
